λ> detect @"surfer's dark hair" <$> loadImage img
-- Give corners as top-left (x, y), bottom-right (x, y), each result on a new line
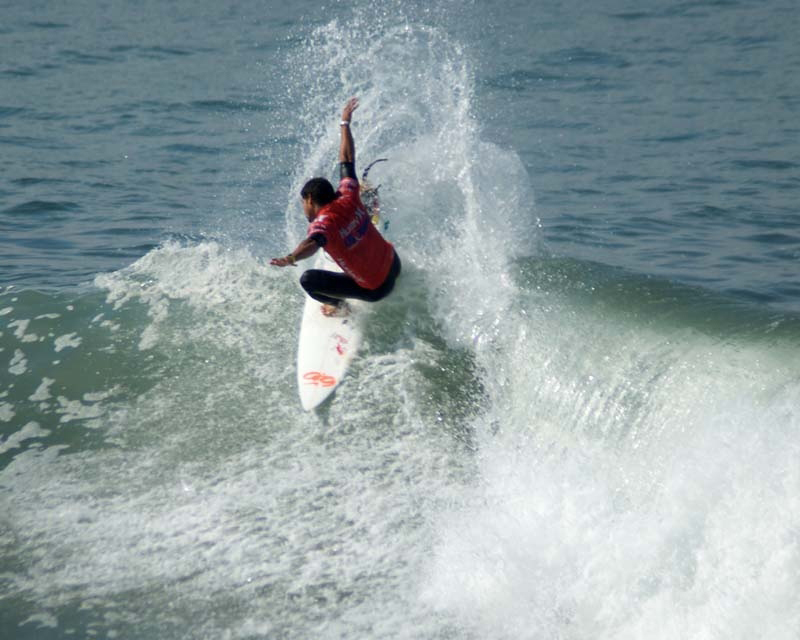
top-left (300, 178), bottom-right (337, 206)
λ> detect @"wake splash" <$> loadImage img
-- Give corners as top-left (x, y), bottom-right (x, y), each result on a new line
top-left (424, 257), bottom-right (800, 638)
top-left (285, 9), bottom-right (800, 638)
top-left (284, 3), bottom-right (537, 356)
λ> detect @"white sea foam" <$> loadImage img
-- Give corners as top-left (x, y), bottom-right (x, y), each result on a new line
top-left (95, 240), bottom-right (294, 361)
top-left (55, 396), bottom-right (107, 425)
top-left (0, 401), bottom-right (15, 422)
top-left (9, 318), bottom-right (39, 343)
top-left (422, 275), bottom-right (800, 639)
top-left (29, 377), bottom-right (55, 402)
top-left (8, 349), bottom-right (27, 375)
top-left (19, 612), bottom-right (58, 630)
top-left (0, 421), bottom-right (50, 455)
top-left (54, 333), bottom-right (82, 352)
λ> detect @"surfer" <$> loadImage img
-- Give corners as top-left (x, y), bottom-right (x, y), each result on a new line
top-left (270, 97), bottom-right (401, 316)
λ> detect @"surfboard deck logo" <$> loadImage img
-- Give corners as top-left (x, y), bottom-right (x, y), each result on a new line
top-left (302, 371), bottom-right (337, 387)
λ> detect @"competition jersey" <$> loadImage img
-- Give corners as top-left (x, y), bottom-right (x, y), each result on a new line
top-left (307, 177), bottom-right (394, 290)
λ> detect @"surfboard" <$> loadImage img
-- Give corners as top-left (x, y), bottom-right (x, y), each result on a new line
top-left (296, 252), bottom-right (365, 411)
top-left (296, 159), bottom-right (387, 410)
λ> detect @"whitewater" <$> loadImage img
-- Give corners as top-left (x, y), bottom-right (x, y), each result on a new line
top-left (2, 1), bottom-right (800, 638)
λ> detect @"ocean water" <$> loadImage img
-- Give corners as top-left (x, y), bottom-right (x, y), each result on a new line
top-left (2, 0), bottom-right (799, 638)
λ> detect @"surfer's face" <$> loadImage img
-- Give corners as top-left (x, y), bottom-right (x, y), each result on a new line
top-left (302, 195), bottom-right (315, 221)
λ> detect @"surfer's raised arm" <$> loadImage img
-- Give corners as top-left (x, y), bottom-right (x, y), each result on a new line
top-left (338, 97), bottom-right (358, 167)
top-left (272, 98), bottom-right (361, 269)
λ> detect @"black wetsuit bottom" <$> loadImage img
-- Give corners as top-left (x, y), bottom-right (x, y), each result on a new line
top-left (300, 251), bottom-right (401, 306)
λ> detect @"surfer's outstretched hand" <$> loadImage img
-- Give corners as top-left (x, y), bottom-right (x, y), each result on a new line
top-left (270, 255), bottom-right (297, 267)
top-left (341, 97), bottom-right (358, 122)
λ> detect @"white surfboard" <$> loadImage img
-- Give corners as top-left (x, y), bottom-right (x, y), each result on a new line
top-left (296, 159), bottom-right (387, 410)
top-left (296, 252), bottom-right (365, 411)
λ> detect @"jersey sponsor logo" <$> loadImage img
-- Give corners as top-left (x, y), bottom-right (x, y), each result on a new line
top-left (302, 371), bottom-right (336, 387)
top-left (339, 207), bottom-right (370, 248)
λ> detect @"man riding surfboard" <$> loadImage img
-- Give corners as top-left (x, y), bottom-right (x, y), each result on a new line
top-left (270, 97), bottom-right (401, 316)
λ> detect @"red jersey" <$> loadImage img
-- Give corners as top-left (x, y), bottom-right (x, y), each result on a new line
top-left (307, 177), bottom-right (394, 290)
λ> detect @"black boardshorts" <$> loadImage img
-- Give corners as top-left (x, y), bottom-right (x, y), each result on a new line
top-left (300, 250), bottom-right (401, 307)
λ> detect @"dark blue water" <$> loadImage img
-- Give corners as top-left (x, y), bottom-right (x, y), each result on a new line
top-left (2, 1), bottom-right (799, 638)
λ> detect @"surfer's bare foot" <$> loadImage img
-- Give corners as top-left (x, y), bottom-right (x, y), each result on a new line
top-left (321, 302), bottom-right (349, 317)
